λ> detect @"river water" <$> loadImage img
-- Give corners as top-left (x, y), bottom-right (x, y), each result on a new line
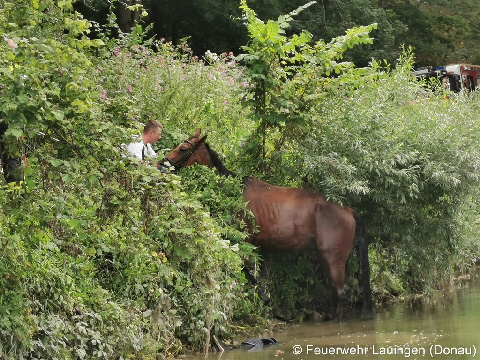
top-left (186, 270), bottom-right (480, 360)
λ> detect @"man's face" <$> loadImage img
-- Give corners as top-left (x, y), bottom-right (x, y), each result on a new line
top-left (148, 127), bottom-right (162, 144)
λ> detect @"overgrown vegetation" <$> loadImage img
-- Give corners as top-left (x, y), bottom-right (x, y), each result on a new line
top-left (1, 1), bottom-right (480, 359)
top-left (0, 1), bottom-right (256, 358)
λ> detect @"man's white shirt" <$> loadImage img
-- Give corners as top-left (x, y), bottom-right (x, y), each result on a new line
top-left (125, 141), bottom-right (156, 160)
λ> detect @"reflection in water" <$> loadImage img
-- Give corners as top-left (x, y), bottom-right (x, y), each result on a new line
top-left (184, 272), bottom-right (480, 360)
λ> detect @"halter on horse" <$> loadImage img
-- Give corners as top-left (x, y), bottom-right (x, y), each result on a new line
top-left (160, 129), bottom-right (374, 322)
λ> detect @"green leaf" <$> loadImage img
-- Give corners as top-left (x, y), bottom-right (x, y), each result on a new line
top-left (5, 128), bottom-right (23, 139)
top-left (53, 110), bottom-right (64, 121)
top-left (67, 219), bottom-right (79, 228)
top-left (61, 174), bottom-right (73, 183)
top-left (71, 98), bottom-right (89, 113)
top-left (178, 228), bottom-right (194, 235)
top-left (48, 159), bottom-right (62, 167)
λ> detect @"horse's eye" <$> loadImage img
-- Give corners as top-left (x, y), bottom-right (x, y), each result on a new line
top-left (180, 146), bottom-right (188, 151)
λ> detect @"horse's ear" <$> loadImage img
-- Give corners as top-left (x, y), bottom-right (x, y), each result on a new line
top-left (199, 135), bottom-right (208, 143)
top-left (194, 128), bottom-right (202, 138)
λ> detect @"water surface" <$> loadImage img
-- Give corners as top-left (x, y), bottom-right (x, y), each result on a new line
top-left (186, 271), bottom-right (480, 360)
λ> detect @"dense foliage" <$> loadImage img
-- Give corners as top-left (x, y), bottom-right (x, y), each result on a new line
top-left (0, 1), bottom-right (257, 358)
top-left (1, 1), bottom-right (480, 359)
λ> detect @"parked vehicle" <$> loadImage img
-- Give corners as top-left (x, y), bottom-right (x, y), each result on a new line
top-left (445, 64), bottom-right (480, 92)
top-left (414, 64), bottom-right (480, 92)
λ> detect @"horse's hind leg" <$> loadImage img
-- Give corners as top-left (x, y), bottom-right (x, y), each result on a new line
top-left (318, 246), bottom-right (350, 323)
top-left (327, 260), bottom-right (349, 323)
top-left (316, 206), bottom-right (355, 323)
top-left (318, 259), bottom-right (343, 322)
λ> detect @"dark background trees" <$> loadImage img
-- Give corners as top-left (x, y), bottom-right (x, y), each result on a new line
top-left (77, 0), bottom-right (480, 67)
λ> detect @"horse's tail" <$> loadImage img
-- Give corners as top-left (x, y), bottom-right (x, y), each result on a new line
top-left (354, 212), bottom-right (374, 320)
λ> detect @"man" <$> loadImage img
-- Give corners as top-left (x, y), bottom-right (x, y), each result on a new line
top-left (126, 120), bottom-right (163, 160)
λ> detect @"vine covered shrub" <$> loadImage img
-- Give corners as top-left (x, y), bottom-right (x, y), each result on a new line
top-left (0, 1), bottom-right (256, 358)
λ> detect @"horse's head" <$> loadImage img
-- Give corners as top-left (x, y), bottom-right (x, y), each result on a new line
top-left (160, 128), bottom-right (212, 171)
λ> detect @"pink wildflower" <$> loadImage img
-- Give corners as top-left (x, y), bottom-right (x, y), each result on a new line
top-left (100, 90), bottom-right (108, 99)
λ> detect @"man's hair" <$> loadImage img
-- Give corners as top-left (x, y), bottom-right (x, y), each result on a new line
top-left (143, 120), bottom-right (163, 133)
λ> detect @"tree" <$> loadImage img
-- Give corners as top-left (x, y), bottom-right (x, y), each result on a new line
top-left (237, 0), bottom-right (376, 176)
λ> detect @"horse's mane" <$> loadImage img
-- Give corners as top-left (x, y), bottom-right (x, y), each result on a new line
top-left (204, 143), bottom-right (254, 187)
top-left (204, 142), bottom-right (236, 177)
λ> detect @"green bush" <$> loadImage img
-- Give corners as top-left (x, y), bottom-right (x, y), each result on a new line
top-left (0, 1), bottom-right (257, 358)
top-left (301, 57), bottom-right (480, 295)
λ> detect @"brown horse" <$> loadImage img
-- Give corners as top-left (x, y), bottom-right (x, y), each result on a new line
top-left (160, 129), bottom-right (373, 322)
